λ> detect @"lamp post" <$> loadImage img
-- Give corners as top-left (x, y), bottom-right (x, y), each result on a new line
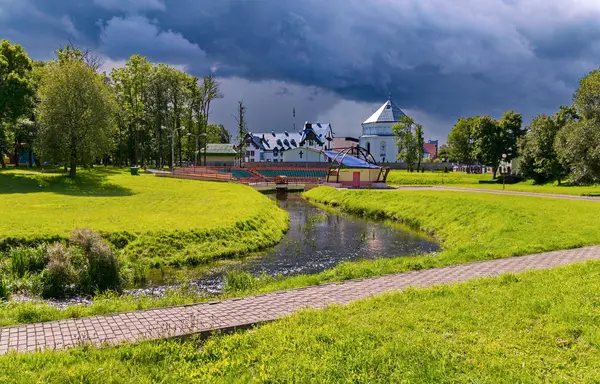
top-left (188, 132), bottom-right (207, 167)
top-left (501, 153), bottom-right (507, 190)
top-left (442, 157), bottom-right (447, 184)
top-left (162, 125), bottom-right (186, 174)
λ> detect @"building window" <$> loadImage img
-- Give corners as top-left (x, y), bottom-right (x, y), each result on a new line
top-left (380, 141), bottom-right (386, 156)
top-left (366, 142), bottom-right (371, 153)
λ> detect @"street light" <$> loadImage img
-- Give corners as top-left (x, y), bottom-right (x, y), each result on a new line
top-left (501, 153), bottom-right (507, 190)
top-left (442, 157), bottom-right (447, 184)
top-left (188, 132), bottom-right (207, 167)
top-left (162, 125), bottom-right (186, 174)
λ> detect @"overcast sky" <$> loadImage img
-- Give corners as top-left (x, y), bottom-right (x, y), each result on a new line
top-left (2, 0), bottom-right (599, 141)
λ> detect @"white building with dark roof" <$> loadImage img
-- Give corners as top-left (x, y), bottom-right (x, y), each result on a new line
top-left (359, 97), bottom-right (406, 163)
top-left (244, 122), bottom-right (333, 162)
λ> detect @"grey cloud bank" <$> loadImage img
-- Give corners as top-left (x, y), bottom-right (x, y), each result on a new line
top-left (2, 0), bottom-right (599, 138)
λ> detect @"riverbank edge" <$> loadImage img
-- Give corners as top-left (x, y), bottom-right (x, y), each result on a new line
top-left (4, 184), bottom-right (598, 327)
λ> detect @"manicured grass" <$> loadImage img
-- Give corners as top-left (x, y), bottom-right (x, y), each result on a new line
top-left (448, 182), bottom-right (600, 196)
top-left (0, 168), bottom-right (288, 266)
top-left (2, 260), bottom-right (600, 383)
top-left (3, 185), bottom-right (600, 327)
top-left (387, 169), bottom-right (600, 195)
top-left (387, 170), bottom-right (491, 185)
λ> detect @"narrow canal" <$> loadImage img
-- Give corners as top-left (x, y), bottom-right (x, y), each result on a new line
top-left (134, 194), bottom-right (439, 294)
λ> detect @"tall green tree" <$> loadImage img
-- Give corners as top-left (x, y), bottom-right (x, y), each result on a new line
top-left (0, 40), bottom-right (35, 168)
top-left (36, 59), bottom-right (115, 177)
top-left (555, 118), bottom-right (600, 184)
top-left (235, 101), bottom-right (247, 165)
top-left (437, 143), bottom-right (450, 161)
top-left (519, 115), bottom-right (566, 184)
top-left (206, 124), bottom-right (231, 143)
top-left (414, 124), bottom-right (425, 170)
top-left (392, 115), bottom-right (421, 172)
top-left (498, 110), bottom-right (523, 161)
top-left (447, 117), bottom-right (475, 169)
top-left (472, 116), bottom-right (507, 178)
top-left (110, 55), bottom-right (152, 166)
top-left (573, 68), bottom-right (600, 121)
top-left (199, 75), bottom-right (223, 165)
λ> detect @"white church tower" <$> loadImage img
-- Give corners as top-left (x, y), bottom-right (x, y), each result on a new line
top-left (359, 96), bottom-right (406, 163)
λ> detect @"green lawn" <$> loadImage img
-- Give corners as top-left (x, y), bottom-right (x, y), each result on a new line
top-left (2, 260), bottom-right (599, 383)
top-left (447, 182), bottom-right (600, 196)
top-left (3, 185), bottom-right (600, 327)
top-left (387, 170), bottom-right (600, 195)
top-left (0, 168), bottom-right (288, 266)
top-left (387, 170), bottom-right (491, 185)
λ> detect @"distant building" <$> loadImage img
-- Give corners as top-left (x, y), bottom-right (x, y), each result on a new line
top-left (359, 97), bottom-right (436, 163)
top-left (423, 141), bottom-right (438, 160)
top-left (359, 97), bottom-right (406, 163)
top-left (244, 122), bottom-right (333, 163)
top-left (333, 137), bottom-right (360, 149)
top-left (199, 144), bottom-right (238, 166)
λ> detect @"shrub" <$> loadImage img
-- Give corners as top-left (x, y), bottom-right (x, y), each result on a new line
top-left (70, 228), bottom-right (103, 254)
top-left (224, 270), bottom-right (256, 292)
top-left (70, 228), bottom-right (121, 293)
top-left (9, 245), bottom-right (46, 277)
top-left (41, 243), bottom-right (76, 299)
top-left (0, 278), bottom-right (9, 301)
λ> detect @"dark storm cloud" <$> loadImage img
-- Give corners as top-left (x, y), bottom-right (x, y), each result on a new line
top-left (2, 0), bottom-right (600, 124)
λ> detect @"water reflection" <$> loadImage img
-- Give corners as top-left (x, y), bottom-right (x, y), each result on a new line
top-left (239, 193), bottom-right (439, 277)
top-left (129, 194), bottom-right (439, 295)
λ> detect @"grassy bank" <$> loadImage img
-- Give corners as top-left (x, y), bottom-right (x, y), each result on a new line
top-left (2, 185), bottom-right (600, 326)
top-left (0, 168), bottom-right (288, 266)
top-left (387, 170), bottom-right (600, 195)
top-left (387, 170), bottom-right (490, 185)
top-left (2, 260), bottom-right (600, 382)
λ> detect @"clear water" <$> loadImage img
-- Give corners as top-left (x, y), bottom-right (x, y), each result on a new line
top-left (129, 193), bottom-right (439, 295)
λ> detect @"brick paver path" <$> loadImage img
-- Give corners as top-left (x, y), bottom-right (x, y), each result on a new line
top-left (394, 186), bottom-right (600, 201)
top-left (1, 246), bottom-right (600, 355)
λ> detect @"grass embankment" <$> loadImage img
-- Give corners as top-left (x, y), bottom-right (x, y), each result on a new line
top-left (0, 168), bottom-right (288, 267)
top-left (387, 170), bottom-right (491, 185)
top-left (2, 261), bottom-right (600, 383)
top-left (387, 170), bottom-right (600, 195)
top-left (2, 185), bottom-right (600, 327)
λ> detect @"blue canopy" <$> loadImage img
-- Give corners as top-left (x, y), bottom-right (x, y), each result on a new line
top-left (323, 150), bottom-right (380, 169)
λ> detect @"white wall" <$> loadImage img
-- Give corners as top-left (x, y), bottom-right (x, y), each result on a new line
top-left (360, 136), bottom-right (399, 163)
top-left (282, 148), bottom-right (327, 163)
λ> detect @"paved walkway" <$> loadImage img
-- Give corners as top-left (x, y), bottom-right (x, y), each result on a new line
top-left (394, 186), bottom-right (600, 201)
top-left (1, 246), bottom-right (600, 354)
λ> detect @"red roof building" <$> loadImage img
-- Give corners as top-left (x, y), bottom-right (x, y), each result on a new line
top-left (423, 143), bottom-right (437, 160)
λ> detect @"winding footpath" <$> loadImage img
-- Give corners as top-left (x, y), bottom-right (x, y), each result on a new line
top-left (1, 246), bottom-right (600, 355)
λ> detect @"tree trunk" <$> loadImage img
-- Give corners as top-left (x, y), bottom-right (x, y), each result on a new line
top-left (69, 162), bottom-right (77, 178)
top-left (0, 156), bottom-right (5, 168)
top-left (69, 137), bottom-right (77, 178)
top-left (493, 167), bottom-right (497, 179)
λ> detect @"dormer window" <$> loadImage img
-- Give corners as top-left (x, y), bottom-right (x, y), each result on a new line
top-left (386, 105), bottom-right (391, 109)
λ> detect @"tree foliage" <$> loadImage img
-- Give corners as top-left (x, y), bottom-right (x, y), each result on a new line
top-left (447, 117), bottom-right (475, 166)
top-left (393, 115), bottom-right (422, 172)
top-left (36, 59), bottom-right (115, 177)
top-left (498, 110), bottom-right (523, 161)
top-left (518, 115), bottom-right (565, 184)
top-left (472, 116), bottom-right (507, 178)
top-left (0, 40), bottom-right (35, 168)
